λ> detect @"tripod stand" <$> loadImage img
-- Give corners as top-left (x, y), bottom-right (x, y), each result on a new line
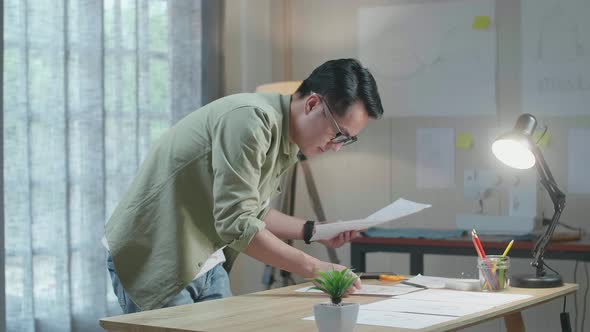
top-left (262, 153), bottom-right (339, 289)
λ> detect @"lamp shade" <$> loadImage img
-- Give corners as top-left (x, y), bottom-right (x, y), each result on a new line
top-left (492, 113), bottom-right (538, 169)
top-left (492, 134), bottom-right (536, 169)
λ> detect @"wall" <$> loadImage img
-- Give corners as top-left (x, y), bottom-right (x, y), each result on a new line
top-left (223, 1), bottom-right (590, 331)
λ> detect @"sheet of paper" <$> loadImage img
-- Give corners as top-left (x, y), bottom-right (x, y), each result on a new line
top-left (361, 298), bottom-right (494, 317)
top-left (522, 0), bottom-right (590, 116)
top-left (310, 198), bottom-right (431, 241)
top-left (304, 310), bottom-right (457, 329)
top-left (396, 289), bottom-right (532, 306)
top-left (416, 128), bottom-right (455, 189)
top-left (568, 128), bottom-right (590, 193)
top-left (404, 274), bottom-right (451, 288)
top-left (359, 0), bottom-right (496, 117)
top-left (403, 274), bottom-right (481, 291)
top-left (295, 284), bottom-right (420, 297)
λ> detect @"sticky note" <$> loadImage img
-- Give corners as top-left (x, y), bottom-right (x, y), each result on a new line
top-left (472, 16), bottom-right (491, 30)
top-left (456, 133), bottom-right (473, 149)
top-left (533, 131), bottom-right (550, 147)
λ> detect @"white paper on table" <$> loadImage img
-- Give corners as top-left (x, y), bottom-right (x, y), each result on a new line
top-left (310, 198), bottom-right (431, 241)
top-left (403, 274), bottom-right (447, 288)
top-left (361, 298), bottom-right (494, 317)
top-left (404, 274), bottom-right (477, 289)
top-left (295, 284), bottom-right (420, 297)
top-left (304, 310), bottom-right (456, 329)
top-left (416, 128), bottom-right (455, 189)
top-left (568, 129), bottom-right (590, 193)
top-left (404, 274), bottom-right (480, 291)
top-left (396, 289), bottom-right (532, 306)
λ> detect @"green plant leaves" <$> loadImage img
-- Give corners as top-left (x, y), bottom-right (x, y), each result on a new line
top-left (308, 268), bottom-right (359, 305)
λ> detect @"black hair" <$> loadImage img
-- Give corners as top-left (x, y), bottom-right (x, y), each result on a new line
top-left (295, 58), bottom-right (384, 119)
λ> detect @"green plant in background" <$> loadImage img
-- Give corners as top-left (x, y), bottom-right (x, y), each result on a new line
top-left (310, 268), bottom-right (360, 305)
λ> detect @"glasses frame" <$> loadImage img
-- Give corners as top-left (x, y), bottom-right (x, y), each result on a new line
top-left (313, 93), bottom-right (358, 146)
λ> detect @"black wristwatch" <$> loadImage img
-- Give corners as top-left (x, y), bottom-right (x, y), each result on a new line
top-left (303, 220), bottom-right (315, 244)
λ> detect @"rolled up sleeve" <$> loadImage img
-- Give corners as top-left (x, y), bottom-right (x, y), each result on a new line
top-left (211, 107), bottom-right (271, 252)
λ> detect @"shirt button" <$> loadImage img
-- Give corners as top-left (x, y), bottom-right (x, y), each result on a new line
top-left (197, 262), bottom-right (202, 267)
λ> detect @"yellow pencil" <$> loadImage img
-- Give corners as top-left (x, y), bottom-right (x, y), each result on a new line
top-left (492, 240), bottom-right (514, 274)
top-left (495, 240), bottom-right (514, 289)
top-left (502, 240), bottom-right (514, 257)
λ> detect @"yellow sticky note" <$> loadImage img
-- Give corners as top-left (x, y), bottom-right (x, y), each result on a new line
top-left (456, 133), bottom-right (473, 149)
top-left (472, 16), bottom-right (491, 30)
top-left (533, 131), bottom-right (551, 147)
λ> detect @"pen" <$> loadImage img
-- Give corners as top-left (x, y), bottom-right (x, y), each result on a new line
top-left (400, 280), bottom-right (427, 289)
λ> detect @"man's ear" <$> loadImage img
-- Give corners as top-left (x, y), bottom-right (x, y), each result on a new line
top-left (304, 94), bottom-right (320, 115)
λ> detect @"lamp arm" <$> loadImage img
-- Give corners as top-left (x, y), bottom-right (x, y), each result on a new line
top-left (531, 143), bottom-right (566, 210)
top-left (530, 143), bottom-right (566, 276)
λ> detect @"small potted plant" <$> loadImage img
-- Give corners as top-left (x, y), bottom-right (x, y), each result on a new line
top-left (310, 268), bottom-right (360, 332)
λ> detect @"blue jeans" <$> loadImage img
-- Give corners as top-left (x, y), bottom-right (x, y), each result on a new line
top-left (107, 253), bottom-right (232, 314)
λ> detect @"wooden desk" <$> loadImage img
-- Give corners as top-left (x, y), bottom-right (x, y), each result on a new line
top-left (100, 281), bottom-right (577, 332)
top-left (351, 236), bottom-right (590, 275)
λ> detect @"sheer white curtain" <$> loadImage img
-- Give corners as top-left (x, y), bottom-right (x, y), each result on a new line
top-left (3, 0), bottom-right (221, 331)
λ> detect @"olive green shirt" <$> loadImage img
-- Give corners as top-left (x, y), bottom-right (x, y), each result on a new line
top-left (105, 93), bottom-right (299, 310)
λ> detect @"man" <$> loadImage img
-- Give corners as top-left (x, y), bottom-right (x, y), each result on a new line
top-left (105, 58), bottom-right (384, 313)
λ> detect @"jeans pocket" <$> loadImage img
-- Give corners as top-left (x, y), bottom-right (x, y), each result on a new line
top-left (201, 264), bottom-right (232, 300)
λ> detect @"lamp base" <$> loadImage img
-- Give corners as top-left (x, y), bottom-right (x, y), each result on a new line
top-left (510, 273), bottom-right (563, 288)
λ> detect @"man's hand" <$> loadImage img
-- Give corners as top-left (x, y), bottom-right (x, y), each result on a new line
top-left (317, 229), bottom-right (361, 248)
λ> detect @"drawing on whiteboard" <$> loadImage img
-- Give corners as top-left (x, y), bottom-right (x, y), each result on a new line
top-left (358, 0), bottom-right (496, 117)
top-left (363, 25), bottom-right (486, 82)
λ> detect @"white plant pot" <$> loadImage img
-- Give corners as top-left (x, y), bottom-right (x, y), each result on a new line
top-left (313, 302), bottom-right (359, 332)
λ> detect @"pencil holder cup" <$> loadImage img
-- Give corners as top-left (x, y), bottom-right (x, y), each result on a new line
top-left (477, 255), bottom-right (510, 292)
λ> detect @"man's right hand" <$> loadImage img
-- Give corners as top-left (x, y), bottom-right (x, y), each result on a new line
top-left (244, 229), bottom-right (361, 294)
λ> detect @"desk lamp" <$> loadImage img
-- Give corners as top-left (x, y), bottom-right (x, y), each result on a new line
top-left (492, 113), bottom-right (565, 288)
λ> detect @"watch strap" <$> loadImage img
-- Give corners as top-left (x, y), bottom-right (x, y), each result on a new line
top-left (303, 220), bottom-right (315, 244)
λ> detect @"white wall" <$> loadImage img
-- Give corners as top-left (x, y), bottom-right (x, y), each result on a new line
top-left (223, 1), bottom-right (590, 331)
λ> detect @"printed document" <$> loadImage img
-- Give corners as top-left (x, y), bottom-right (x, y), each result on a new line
top-left (362, 298), bottom-right (495, 317)
top-left (310, 198), bottom-right (431, 241)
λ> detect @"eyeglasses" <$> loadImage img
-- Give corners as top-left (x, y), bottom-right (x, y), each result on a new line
top-left (313, 93), bottom-right (358, 146)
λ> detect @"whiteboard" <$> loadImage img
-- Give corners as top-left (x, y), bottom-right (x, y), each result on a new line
top-left (358, 0), bottom-right (496, 117)
top-left (522, 0), bottom-right (590, 116)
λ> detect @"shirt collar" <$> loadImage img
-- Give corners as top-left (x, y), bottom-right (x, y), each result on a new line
top-left (280, 94), bottom-right (299, 160)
